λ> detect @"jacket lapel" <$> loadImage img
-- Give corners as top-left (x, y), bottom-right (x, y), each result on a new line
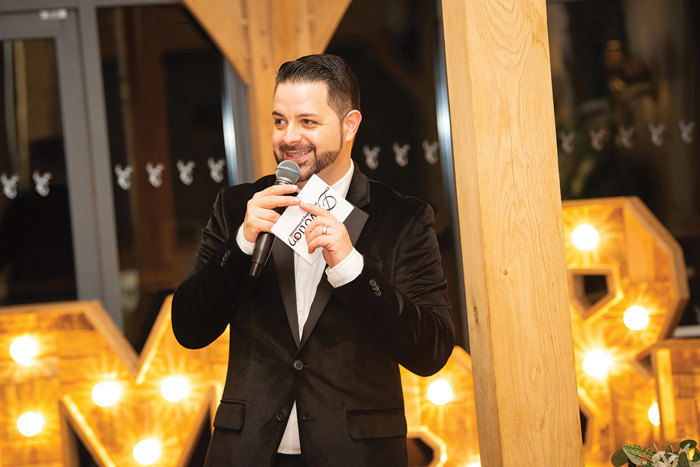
top-left (272, 238), bottom-right (301, 347)
top-left (298, 165), bottom-right (370, 350)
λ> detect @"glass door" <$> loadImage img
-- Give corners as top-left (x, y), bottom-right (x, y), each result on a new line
top-left (0, 12), bottom-right (106, 312)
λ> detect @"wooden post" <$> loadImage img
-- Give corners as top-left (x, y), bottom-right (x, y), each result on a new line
top-left (653, 348), bottom-right (677, 442)
top-left (441, 0), bottom-right (583, 464)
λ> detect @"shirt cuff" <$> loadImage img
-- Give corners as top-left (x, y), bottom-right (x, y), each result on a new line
top-left (326, 248), bottom-right (364, 288)
top-left (236, 225), bottom-right (255, 256)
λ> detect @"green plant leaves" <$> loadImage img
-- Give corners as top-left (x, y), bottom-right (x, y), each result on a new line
top-left (611, 449), bottom-right (629, 466)
top-left (611, 440), bottom-right (700, 466)
top-left (681, 440), bottom-right (698, 450)
top-left (622, 445), bottom-right (648, 465)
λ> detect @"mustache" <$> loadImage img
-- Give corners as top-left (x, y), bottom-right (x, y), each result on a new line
top-left (278, 144), bottom-right (315, 152)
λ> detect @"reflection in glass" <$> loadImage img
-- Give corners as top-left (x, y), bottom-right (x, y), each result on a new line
top-left (97, 5), bottom-right (230, 346)
top-left (0, 39), bottom-right (76, 305)
top-left (547, 0), bottom-right (700, 326)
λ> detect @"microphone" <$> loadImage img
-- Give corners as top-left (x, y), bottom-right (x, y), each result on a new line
top-left (249, 160), bottom-right (301, 278)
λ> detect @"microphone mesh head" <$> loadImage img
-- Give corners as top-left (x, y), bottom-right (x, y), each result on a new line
top-left (276, 160), bottom-right (301, 185)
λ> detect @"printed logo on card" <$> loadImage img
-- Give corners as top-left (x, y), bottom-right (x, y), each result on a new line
top-left (271, 175), bottom-right (353, 263)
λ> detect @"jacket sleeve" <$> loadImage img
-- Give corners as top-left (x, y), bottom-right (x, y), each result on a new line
top-left (171, 188), bottom-right (253, 349)
top-left (333, 202), bottom-right (454, 376)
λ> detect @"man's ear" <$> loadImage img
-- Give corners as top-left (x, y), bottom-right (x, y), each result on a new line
top-left (342, 110), bottom-right (362, 142)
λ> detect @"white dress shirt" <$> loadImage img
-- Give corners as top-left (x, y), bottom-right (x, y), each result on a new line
top-left (235, 163), bottom-right (364, 454)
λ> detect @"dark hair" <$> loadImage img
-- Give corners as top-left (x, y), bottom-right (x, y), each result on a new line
top-left (275, 54), bottom-right (361, 119)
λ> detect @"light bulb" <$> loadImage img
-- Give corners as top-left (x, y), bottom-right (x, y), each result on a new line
top-left (427, 379), bottom-right (454, 406)
top-left (623, 305), bottom-right (649, 331)
top-left (10, 335), bottom-right (39, 366)
top-left (17, 411), bottom-right (45, 437)
top-left (648, 402), bottom-right (660, 426)
top-left (92, 381), bottom-right (122, 407)
top-left (572, 224), bottom-right (600, 251)
top-left (161, 375), bottom-right (190, 402)
top-left (582, 349), bottom-right (611, 379)
top-left (133, 438), bottom-right (161, 465)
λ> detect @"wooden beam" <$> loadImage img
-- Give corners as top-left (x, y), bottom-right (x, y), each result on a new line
top-left (653, 348), bottom-right (677, 442)
top-left (244, 0), bottom-right (276, 178)
top-left (441, 0), bottom-right (583, 465)
top-left (272, 0), bottom-right (312, 62)
top-left (244, 0), bottom-right (354, 178)
top-left (184, 0), bottom-right (354, 179)
top-left (309, 0), bottom-right (352, 52)
top-left (182, 0), bottom-right (251, 83)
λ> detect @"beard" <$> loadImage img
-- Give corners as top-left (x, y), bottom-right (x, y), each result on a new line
top-left (274, 142), bottom-right (342, 182)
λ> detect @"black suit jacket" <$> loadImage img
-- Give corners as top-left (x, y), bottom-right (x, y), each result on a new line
top-left (172, 166), bottom-right (454, 466)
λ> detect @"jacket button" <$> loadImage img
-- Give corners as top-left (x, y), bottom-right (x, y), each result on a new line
top-left (220, 250), bottom-right (231, 267)
top-left (292, 359), bottom-right (304, 371)
top-left (369, 279), bottom-right (377, 287)
top-left (276, 410), bottom-right (287, 421)
top-left (374, 289), bottom-right (382, 296)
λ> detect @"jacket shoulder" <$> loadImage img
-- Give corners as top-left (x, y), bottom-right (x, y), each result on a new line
top-left (219, 175), bottom-right (275, 203)
top-left (367, 179), bottom-right (431, 218)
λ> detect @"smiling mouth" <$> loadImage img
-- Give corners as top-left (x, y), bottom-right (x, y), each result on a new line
top-left (285, 149), bottom-right (312, 159)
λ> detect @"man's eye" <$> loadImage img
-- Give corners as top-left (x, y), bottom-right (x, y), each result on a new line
top-left (302, 119), bottom-right (315, 126)
top-left (274, 119), bottom-right (285, 126)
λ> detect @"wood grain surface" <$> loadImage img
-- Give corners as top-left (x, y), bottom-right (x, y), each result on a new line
top-left (440, 0), bottom-right (583, 464)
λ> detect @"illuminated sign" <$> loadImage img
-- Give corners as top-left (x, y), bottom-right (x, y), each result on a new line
top-left (563, 197), bottom-right (688, 466)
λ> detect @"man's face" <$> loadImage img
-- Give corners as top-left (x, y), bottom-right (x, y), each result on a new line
top-left (272, 81), bottom-right (348, 184)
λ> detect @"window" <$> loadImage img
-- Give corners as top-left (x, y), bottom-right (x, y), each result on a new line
top-left (97, 4), bottom-right (233, 344)
top-left (0, 38), bottom-right (76, 305)
top-left (547, 0), bottom-right (700, 328)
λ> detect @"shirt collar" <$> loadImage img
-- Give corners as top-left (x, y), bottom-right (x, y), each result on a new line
top-left (330, 162), bottom-right (354, 199)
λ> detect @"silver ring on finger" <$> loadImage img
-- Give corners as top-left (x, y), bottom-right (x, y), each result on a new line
top-left (322, 225), bottom-right (328, 235)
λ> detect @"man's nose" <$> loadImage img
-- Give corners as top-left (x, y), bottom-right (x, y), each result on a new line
top-left (283, 124), bottom-right (302, 145)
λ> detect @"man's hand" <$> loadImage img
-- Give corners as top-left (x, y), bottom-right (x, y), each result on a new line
top-left (302, 202), bottom-right (352, 268)
top-left (242, 184), bottom-right (300, 243)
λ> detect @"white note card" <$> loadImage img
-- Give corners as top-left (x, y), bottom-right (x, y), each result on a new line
top-left (271, 174), bottom-right (354, 263)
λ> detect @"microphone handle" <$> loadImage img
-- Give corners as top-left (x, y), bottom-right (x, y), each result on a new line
top-left (249, 232), bottom-right (275, 278)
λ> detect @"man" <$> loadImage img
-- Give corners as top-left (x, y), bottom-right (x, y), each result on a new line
top-left (172, 54), bottom-right (453, 467)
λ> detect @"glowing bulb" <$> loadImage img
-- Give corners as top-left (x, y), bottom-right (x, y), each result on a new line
top-left (582, 349), bottom-right (611, 379)
top-left (161, 375), bottom-right (190, 402)
top-left (133, 439), bottom-right (161, 465)
top-left (572, 224), bottom-right (600, 251)
top-left (648, 402), bottom-right (660, 426)
top-left (10, 335), bottom-right (39, 366)
top-left (427, 379), bottom-right (454, 406)
top-left (17, 411), bottom-right (45, 437)
top-left (92, 381), bottom-right (122, 407)
top-left (623, 305), bottom-right (650, 331)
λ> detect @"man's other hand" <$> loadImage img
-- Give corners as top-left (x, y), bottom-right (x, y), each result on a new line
top-left (302, 202), bottom-right (353, 268)
top-left (242, 184), bottom-right (300, 243)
